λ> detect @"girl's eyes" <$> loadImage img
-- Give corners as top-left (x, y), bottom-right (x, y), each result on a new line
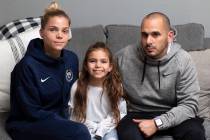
top-left (101, 60), bottom-right (108, 63)
top-left (88, 59), bottom-right (96, 63)
top-left (88, 59), bottom-right (109, 63)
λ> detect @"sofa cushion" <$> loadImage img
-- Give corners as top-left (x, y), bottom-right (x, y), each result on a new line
top-left (203, 119), bottom-right (210, 140)
top-left (0, 113), bottom-right (11, 140)
top-left (105, 24), bottom-right (140, 54)
top-left (174, 23), bottom-right (205, 51)
top-left (204, 38), bottom-right (210, 49)
top-left (151, 136), bottom-right (173, 140)
top-left (189, 49), bottom-right (210, 119)
top-left (189, 49), bottom-right (210, 91)
top-left (67, 25), bottom-right (106, 70)
top-left (197, 90), bottom-right (210, 119)
top-left (0, 27), bottom-right (40, 112)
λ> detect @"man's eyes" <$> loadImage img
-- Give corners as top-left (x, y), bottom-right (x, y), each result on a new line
top-left (141, 32), bottom-right (161, 38)
top-left (151, 32), bottom-right (160, 37)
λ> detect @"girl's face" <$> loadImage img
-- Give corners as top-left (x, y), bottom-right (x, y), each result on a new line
top-left (40, 16), bottom-right (70, 58)
top-left (87, 49), bottom-right (113, 84)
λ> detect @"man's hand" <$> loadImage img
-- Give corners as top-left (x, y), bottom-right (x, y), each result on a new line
top-left (133, 119), bottom-right (158, 138)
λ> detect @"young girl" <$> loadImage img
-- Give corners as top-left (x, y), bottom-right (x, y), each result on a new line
top-left (69, 42), bottom-right (127, 140)
top-left (6, 1), bottom-right (90, 140)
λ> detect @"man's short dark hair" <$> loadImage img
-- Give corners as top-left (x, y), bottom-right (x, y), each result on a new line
top-left (142, 12), bottom-right (171, 31)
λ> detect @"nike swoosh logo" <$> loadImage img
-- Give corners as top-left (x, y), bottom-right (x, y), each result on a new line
top-left (41, 77), bottom-right (50, 83)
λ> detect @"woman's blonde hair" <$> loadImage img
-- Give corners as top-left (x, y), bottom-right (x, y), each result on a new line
top-left (45, 1), bottom-right (59, 13)
top-left (41, 1), bottom-right (71, 29)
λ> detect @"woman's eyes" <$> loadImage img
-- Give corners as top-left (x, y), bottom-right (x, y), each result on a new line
top-left (63, 29), bottom-right (69, 34)
top-left (49, 28), bottom-right (57, 32)
top-left (48, 28), bottom-right (69, 34)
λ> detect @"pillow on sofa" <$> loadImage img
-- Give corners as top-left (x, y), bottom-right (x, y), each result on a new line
top-left (0, 17), bottom-right (40, 40)
top-left (0, 26), bottom-right (40, 112)
top-left (67, 25), bottom-right (106, 70)
top-left (105, 24), bottom-right (140, 54)
top-left (189, 49), bottom-right (210, 119)
top-left (174, 23), bottom-right (205, 51)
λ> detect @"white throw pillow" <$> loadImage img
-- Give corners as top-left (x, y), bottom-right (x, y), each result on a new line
top-left (0, 26), bottom-right (40, 112)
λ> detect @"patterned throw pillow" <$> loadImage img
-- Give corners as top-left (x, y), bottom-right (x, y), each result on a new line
top-left (0, 17), bottom-right (40, 40)
top-left (0, 26), bottom-right (40, 112)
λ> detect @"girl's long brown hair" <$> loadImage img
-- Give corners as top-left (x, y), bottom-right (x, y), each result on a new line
top-left (73, 42), bottom-right (123, 124)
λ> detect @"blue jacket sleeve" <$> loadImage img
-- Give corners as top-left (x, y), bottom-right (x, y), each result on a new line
top-left (11, 63), bottom-right (56, 120)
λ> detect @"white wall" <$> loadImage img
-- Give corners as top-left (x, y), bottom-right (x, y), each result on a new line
top-left (0, 0), bottom-right (210, 37)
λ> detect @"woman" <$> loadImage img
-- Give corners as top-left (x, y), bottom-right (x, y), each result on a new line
top-left (6, 2), bottom-right (91, 140)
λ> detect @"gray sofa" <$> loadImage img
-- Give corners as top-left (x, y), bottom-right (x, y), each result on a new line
top-left (0, 23), bottom-right (210, 140)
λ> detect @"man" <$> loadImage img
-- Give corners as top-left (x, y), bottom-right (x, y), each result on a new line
top-left (116, 12), bottom-right (205, 140)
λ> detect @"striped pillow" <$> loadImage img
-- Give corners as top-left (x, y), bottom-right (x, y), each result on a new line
top-left (0, 26), bottom-right (40, 112)
top-left (0, 17), bottom-right (40, 40)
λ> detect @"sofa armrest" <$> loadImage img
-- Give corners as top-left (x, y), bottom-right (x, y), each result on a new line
top-left (204, 38), bottom-right (210, 49)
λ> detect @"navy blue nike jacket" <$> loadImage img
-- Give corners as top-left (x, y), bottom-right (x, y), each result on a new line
top-left (7, 38), bottom-right (79, 122)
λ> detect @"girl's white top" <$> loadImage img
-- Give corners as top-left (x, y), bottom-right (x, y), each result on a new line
top-left (69, 80), bottom-right (127, 137)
